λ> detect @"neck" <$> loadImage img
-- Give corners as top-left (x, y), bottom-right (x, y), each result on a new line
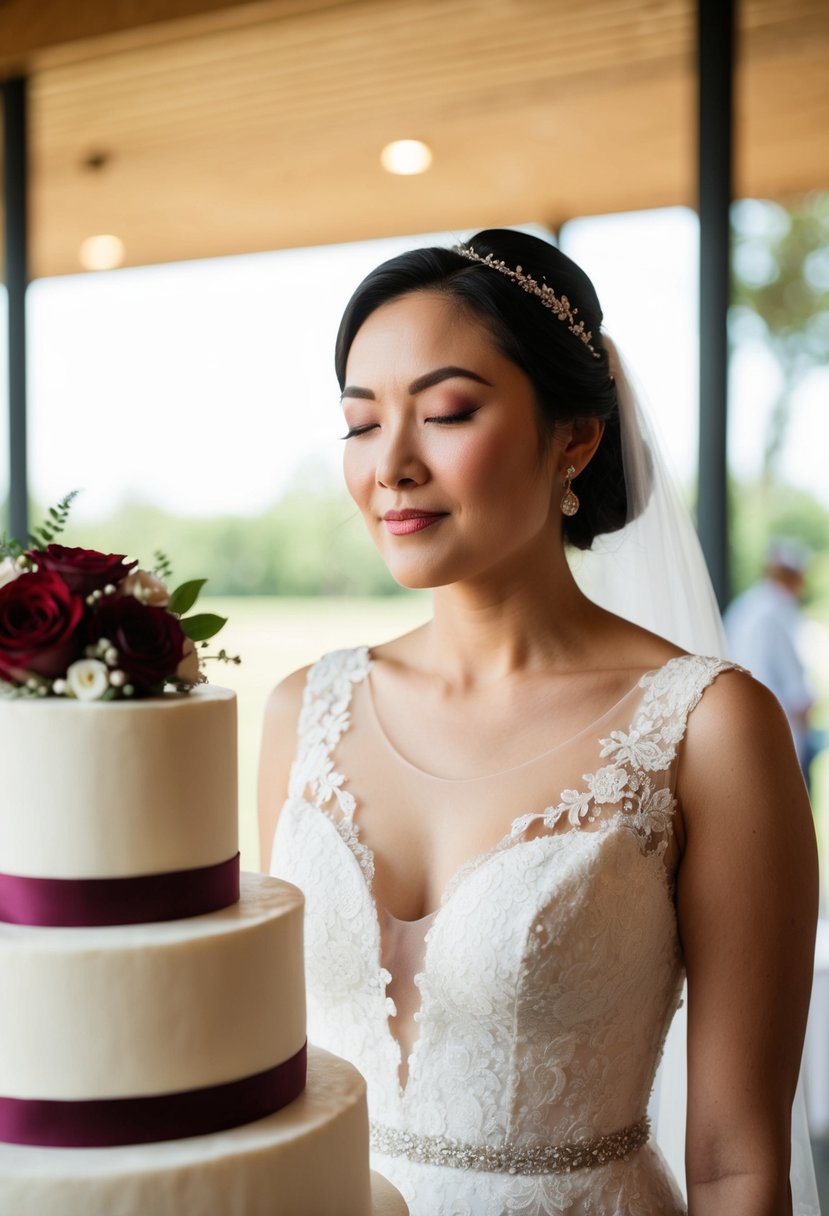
top-left (422, 536), bottom-right (600, 688)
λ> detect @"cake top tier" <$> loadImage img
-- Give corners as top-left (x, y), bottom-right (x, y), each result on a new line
top-left (0, 686), bottom-right (238, 882)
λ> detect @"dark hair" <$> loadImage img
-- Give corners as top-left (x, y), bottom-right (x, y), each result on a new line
top-left (335, 227), bottom-right (626, 549)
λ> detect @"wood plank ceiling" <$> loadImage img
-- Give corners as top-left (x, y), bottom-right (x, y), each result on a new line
top-left (2, 0), bottom-right (828, 278)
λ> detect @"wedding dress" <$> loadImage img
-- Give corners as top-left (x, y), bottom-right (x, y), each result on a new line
top-left (271, 643), bottom-right (742, 1215)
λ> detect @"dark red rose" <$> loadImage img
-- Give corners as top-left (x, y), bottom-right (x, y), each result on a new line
top-left (29, 545), bottom-right (137, 596)
top-left (0, 569), bottom-right (85, 682)
top-left (89, 595), bottom-right (186, 693)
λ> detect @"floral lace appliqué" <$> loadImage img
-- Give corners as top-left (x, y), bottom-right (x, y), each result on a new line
top-left (288, 645), bottom-right (375, 883)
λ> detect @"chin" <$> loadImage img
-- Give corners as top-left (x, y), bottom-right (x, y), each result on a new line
top-left (381, 552), bottom-right (473, 591)
top-left (386, 566), bottom-right (442, 591)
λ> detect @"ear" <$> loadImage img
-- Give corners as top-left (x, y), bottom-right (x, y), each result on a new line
top-left (558, 417), bottom-right (605, 477)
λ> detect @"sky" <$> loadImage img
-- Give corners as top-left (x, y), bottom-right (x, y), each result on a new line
top-left (1, 206), bottom-right (827, 522)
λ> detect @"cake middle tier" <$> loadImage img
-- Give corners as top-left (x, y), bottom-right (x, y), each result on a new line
top-left (0, 873), bottom-right (304, 1101)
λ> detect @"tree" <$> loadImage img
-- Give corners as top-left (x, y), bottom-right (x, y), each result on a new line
top-left (731, 193), bottom-right (829, 482)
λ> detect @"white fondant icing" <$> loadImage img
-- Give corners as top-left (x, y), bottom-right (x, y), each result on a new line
top-left (370, 1171), bottom-right (410, 1216)
top-left (0, 1049), bottom-right (401, 1216)
top-left (0, 687), bottom-right (238, 879)
top-left (0, 874), bottom-right (305, 1099)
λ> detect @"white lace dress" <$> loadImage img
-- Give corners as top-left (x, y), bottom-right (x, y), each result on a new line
top-left (270, 646), bottom-right (738, 1215)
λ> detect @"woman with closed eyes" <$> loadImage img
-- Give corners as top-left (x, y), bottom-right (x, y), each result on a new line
top-left (258, 228), bottom-right (819, 1215)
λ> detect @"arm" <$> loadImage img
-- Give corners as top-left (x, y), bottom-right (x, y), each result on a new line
top-left (675, 670), bottom-right (819, 1216)
top-left (256, 664), bottom-right (311, 873)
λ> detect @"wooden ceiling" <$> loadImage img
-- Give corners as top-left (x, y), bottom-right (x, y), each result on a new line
top-left (2, 0), bottom-right (828, 278)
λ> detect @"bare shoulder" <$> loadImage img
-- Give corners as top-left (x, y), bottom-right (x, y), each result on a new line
top-left (262, 662), bottom-right (313, 728)
top-left (677, 663), bottom-right (808, 835)
top-left (257, 662), bottom-right (314, 872)
top-left (681, 664), bottom-right (792, 775)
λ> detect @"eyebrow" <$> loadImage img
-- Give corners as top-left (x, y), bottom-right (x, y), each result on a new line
top-left (340, 365), bottom-right (493, 401)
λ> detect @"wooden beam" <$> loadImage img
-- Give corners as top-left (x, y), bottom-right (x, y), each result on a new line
top-left (0, 0), bottom-right (365, 76)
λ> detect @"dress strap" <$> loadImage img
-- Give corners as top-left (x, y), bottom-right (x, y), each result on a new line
top-left (287, 646), bottom-right (372, 815)
top-left (508, 654), bottom-right (741, 856)
top-left (625, 654), bottom-right (742, 771)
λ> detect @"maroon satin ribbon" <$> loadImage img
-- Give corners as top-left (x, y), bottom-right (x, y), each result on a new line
top-left (0, 853), bottom-right (240, 927)
top-left (0, 1041), bottom-right (307, 1148)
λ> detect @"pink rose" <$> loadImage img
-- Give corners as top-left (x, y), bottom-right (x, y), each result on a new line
top-left (175, 636), bottom-right (202, 685)
top-left (119, 569), bottom-right (170, 607)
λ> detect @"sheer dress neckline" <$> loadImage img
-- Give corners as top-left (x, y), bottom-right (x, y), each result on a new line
top-left (300, 646), bottom-right (701, 925)
top-left (364, 651), bottom-right (687, 784)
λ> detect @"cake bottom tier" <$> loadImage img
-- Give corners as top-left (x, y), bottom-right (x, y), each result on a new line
top-left (0, 1047), bottom-right (406, 1216)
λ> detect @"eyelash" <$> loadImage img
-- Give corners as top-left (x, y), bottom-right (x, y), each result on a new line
top-left (341, 409), bottom-right (479, 440)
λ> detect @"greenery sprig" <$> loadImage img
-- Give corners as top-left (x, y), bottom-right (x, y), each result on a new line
top-left (1, 490), bottom-right (80, 561)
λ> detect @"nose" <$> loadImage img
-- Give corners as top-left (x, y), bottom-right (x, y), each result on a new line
top-left (375, 425), bottom-right (428, 489)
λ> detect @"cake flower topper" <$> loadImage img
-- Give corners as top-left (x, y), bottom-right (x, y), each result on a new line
top-left (0, 492), bottom-right (239, 700)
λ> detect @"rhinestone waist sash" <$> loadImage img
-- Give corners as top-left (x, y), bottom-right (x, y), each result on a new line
top-left (369, 1115), bottom-right (650, 1176)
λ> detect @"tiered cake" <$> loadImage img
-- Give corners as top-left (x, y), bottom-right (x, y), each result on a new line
top-left (0, 688), bottom-right (406, 1215)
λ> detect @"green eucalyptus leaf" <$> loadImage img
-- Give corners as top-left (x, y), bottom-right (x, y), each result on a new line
top-left (168, 579), bottom-right (207, 616)
top-left (180, 613), bottom-right (227, 642)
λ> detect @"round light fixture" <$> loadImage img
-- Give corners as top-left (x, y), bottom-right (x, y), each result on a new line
top-left (380, 139), bottom-right (433, 176)
top-left (79, 234), bottom-right (125, 271)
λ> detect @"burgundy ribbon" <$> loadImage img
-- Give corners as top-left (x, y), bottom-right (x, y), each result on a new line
top-left (0, 853), bottom-right (240, 927)
top-left (0, 1041), bottom-right (307, 1148)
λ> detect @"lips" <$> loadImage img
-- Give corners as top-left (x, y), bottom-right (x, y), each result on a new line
top-left (382, 509), bottom-right (447, 536)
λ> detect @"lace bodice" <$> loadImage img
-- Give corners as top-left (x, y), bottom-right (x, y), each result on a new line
top-left (271, 646), bottom-right (737, 1215)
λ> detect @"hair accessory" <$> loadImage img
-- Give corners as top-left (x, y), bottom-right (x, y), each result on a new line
top-left (453, 246), bottom-right (600, 358)
top-left (560, 465), bottom-right (580, 517)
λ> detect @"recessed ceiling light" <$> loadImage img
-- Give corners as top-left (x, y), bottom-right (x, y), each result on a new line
top-left (380, 139), bottom-right (433, 176)
top-left (79, 234), bottom-right (125, 271)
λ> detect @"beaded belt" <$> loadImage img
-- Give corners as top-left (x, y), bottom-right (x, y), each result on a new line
top-left (370, 1115), bottom-right (650, 1175)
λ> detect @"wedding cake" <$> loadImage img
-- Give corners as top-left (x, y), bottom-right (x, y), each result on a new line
top-left (0, 688), bottom-right (406, 1215)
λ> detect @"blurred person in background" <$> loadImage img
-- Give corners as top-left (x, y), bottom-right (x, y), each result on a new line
top-left (725, 538), bottom-right (817, 791)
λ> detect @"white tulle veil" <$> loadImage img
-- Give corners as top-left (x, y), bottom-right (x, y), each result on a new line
top-left (567, 335), bottom-right (820, 1212)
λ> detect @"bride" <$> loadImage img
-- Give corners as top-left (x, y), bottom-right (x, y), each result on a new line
top-left (258, 228), bottom-right (819, 1214)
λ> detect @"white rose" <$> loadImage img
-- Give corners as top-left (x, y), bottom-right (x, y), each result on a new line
top-left (0, 557), bottom-right (21, 590)
top-left (120, 569), bottom-right (170, 607)
top-left (66, 658), bottom-right (110, 701)
top-left (175, 637), bottom-right (202, 686)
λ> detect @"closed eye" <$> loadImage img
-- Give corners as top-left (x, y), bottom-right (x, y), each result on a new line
top-left (341, 423), bottom-right (378, 439)
top-left (341, 409), bottom-right (478, 439)
top-left (427, 408), bottom-right (480, 424)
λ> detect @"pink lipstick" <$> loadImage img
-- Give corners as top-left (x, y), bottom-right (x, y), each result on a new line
top-left (383, 510), bottom-right (447, 535)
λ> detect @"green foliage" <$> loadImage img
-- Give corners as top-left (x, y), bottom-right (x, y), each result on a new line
top-left (730, 476), bottom-right (829, 614)
top-left (168, 579), bottom-right (207, 616)
top-left (1, 490), bottom-right (80, 559)
top-left (731, 193), bottom-right (829, 478)
top-left (27, 490), bottom-right (80, 551)
top-left (153, 551), bottom-right (174, 581)
top-left (181, 612), bottom-right (227, 642)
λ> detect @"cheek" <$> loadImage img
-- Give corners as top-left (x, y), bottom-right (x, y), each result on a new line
top-left (450, 425), bottom-right (545, 501)
top-left (342, 444), bottom-right (372, 507)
